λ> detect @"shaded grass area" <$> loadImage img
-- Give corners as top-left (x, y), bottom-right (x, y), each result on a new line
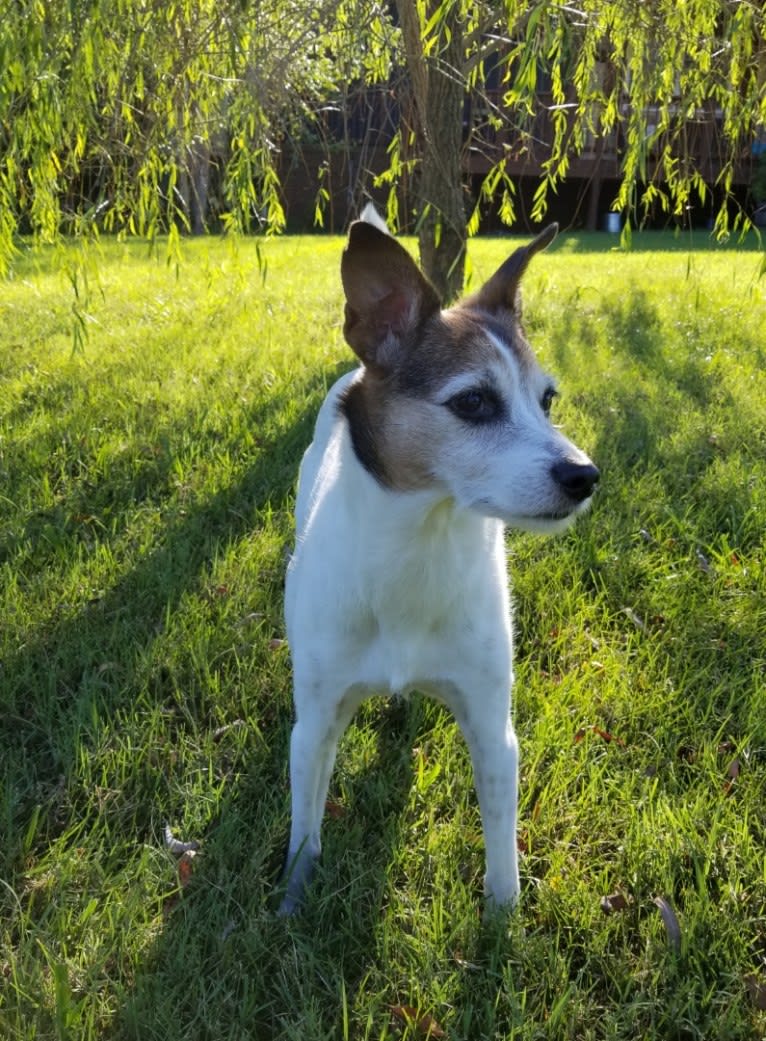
top-left (1, 233), bottom-right (765, 1040)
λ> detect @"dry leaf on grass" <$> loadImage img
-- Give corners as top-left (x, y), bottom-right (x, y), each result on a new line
top-left (622, 606), bottom-right (647, 632)
top-left (163, 822), bottom-right (200, 856)
top-left (389, 1005), bottom-right (446, 1038)
top-left (574, 725), bottom-right (626, 746)
top-left (600, 891), bottom-right (629, 914)
top-left (212, 719), bottom-right (246, 742)
top-left (177, 851), bottom-right (196, 889)
top-left (695, 548), bottom-right (713, 574)
top-left (162, 850), bottom-right (197, 916)
top-left (324, 799), bottom-right (346, 820)
top-left (723, 758), bottom-right (741, 796)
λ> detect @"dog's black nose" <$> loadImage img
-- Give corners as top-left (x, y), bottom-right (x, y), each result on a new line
top-left (551, 459), bottom-right (600, 502)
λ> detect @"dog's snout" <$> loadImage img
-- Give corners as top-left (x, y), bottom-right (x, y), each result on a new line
top-left (551, 459), bottom-right (600, 502)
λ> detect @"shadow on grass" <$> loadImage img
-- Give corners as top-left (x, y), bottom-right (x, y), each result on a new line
top-left (0, 358), bottom-right (350, 871)
top-left (0, 350), bottom-right (434, 1037)
top-left (116, 697), bottom-right (423, 1038)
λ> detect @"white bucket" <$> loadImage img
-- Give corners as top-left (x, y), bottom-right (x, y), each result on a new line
top-left (605, 211), bottom-right (621, 233)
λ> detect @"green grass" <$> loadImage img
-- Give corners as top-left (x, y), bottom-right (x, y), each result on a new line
top-left (1, 230), bottom-right (765, 1041)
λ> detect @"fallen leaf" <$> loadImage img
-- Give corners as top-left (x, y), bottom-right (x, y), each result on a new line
top-left (163, 823), bottom-right (201, 857)
top-left (622, 606), bottom-right (647, 632)
top-left (652, 895), bottom-right (681, 952)
top-left (745, 972), bottom-right (766, 1010)
top-left (325, 799), bottom-right (346, 820)
top-left (389, 1006), bottom-right (445, 1039)
top-left (453, 951), bottom-right (480, 971)
top-left (600, 891), bottom-right (629, 914)
top-left (574, 725), bottom-right (625, 746)
top-left (212, 719), bottom-right (246, 742)
top-left (724, 758), bottom-right (742, 796)
top-left (695, 549), bottom-right (713, 574)
top-left (178, 851), bottom-right (196, 889)
top-left (235, 611), bottom-right (264, 628)
top-left (593, 726), bottom-right (625, 746)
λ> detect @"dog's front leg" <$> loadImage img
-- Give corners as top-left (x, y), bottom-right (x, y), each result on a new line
top-left (279, 688), bottom-right (358, 915)
top-left (279, 711), bottom-right (334, 915)
top-left (455, 698), bottom-right (520, 910)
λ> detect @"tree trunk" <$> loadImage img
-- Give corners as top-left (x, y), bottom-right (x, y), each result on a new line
top-left (188, 135), bottom-right (211, 235)
top-left (396, 0), bottom-right (466, 302)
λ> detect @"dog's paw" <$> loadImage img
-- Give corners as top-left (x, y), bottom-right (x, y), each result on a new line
top-left (483, 894), bottom-right (519, 921)
top-left (276, 892), bottom-right (303, 917)
top-left (276, 849), bottom-right (318, 917)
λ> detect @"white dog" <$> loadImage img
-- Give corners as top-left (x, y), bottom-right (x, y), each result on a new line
top-left (280, 207), bottom-right (598, 915)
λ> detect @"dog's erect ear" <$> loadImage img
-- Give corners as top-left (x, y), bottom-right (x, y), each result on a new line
top-left (470, 223), bottom-right (558, 317)
top-left (341, 221), bottom-right (440, 372)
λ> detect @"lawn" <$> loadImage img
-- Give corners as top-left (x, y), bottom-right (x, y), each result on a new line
top-left (1, 229), bottom-right (765, 1040)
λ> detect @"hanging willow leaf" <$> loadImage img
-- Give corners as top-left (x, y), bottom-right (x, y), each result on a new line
top-left (1, 0), bottom-right (763, 294)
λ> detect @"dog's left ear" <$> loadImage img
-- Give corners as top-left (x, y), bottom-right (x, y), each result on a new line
top-left (470, 223), bottom-right (558, 317)
top-left (341, 221), bottom-right (440, 373)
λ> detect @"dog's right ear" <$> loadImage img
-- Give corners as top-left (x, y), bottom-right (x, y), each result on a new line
top-left (341, 222), bottom-right (440, 373)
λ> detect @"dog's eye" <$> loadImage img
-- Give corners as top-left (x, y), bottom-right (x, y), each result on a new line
top-left (447, 389), bottom-right (500, 422)
top-left (541, 387), bottom-right (558, 416)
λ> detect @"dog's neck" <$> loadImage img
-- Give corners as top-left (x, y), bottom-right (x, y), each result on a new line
top-left (339, 374), bottom-right (391, 488)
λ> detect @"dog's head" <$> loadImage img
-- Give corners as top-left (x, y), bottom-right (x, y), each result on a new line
top-left (339, 211), bottom-right (598, 533)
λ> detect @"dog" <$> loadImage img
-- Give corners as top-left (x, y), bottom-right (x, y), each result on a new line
top-left (279, 206), bottom-right (598, 915)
